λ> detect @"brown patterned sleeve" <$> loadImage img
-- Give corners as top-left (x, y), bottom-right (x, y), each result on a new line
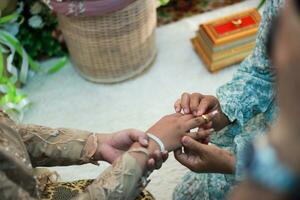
top-left (74, 152), bottom-right (144, 200)
top-left (0, 171), bottom-right (37, 200)
top-left (17, 124), bottom-right (97, 167)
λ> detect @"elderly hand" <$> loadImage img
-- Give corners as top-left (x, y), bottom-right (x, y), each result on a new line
top-left (174, 132), bottom-right (235, 174)
top-left (174, 92), bottom-right (230, 131)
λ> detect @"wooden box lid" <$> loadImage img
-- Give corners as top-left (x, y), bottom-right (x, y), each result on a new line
top-left (201, 8), bottom-right (261, 46)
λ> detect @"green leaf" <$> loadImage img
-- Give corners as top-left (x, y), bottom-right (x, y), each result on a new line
top-left (0, 12), bottom-right (19, 24)
top-left (159, 0), bottom-right (170, 6)
top-left (257, 0), bottom-right (266, 10)
top-left (0, 30), bottom-right (40, 72)
top-left (47, 56), bottom-right (67, 75)
top-left (0, 50), bottom-right (3, 78)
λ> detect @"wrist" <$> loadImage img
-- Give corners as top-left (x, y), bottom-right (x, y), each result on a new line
top-left (148, 140), bottom-right (161, 154)
top-left (212, 147), bottom-right (235, 174)
top-left (93, 134), bottom-right (110, 161)
top-left (213, 111), bottom-right (231, 131)
top-left (131, 140), bottom-right (160, 155)
top-left (220, 148), bottom-right (236, 174)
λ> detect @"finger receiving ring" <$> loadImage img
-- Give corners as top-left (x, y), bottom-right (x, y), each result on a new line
top-left (201, 114), bottom-right (209, 123)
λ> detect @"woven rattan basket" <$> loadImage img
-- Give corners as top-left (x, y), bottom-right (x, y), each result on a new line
top-left (57, 0), bottom-right (157, 83)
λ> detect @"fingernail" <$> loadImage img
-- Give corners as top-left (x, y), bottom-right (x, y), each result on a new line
top-left (184, 108), bottom-right (189, 114)
top-left (193, 111), bottom-right (197, 116)
top-left (142, 139), bottom-right (148, 145)
top-left (176, 108), bottom-right (180, 112)
top-left (211, 110), bottom-right (219, 116)
top-left (182, 136), bottom-right (189, 145)
top-left (208, 128), bottom-right (215, 132)
top-left (197, 110), bottom-right (203, 116)
top-left (149, 158), bottom-right (154, 164)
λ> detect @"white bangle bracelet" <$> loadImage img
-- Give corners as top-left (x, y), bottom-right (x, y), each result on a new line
top-left (147, 133), bottom-right (165, 152)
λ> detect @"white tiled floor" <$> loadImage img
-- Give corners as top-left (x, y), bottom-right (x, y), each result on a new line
top-left (24, 0), bottom-right (260, 199)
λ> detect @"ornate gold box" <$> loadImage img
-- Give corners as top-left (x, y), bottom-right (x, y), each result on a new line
top-left (191, 9), bottom-right (261, 72)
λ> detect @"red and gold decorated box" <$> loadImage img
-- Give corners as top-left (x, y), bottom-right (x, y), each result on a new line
top-left (191, 9), bottom-right (261, 72)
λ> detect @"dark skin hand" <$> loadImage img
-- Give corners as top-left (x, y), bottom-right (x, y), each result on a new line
top-left (174, 130), bottom-right (235, 174)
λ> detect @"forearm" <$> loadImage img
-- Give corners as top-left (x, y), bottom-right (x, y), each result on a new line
top-left (18, 124), bottom-right (99, 167)
top-left (216, 147), bottom-right (236, 174)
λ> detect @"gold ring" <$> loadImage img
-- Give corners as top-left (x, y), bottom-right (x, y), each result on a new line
top-left (201, 114), bottom-right (209, 123)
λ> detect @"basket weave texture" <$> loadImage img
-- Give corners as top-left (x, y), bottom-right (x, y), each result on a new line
top-left (58, 0), bottom-right (157, 83)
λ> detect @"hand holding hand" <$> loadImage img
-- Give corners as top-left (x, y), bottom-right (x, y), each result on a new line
top-left (95, 129), bottom-right (149, 163)
top-left (94, 129), bottom-right (168, 171)
top-left (174, 92), bottom-right (230, 131)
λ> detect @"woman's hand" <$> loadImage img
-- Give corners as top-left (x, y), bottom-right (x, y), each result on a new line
top-left (174, 92), bottom-right (230, 131)
top-left (174, 133), bottom-right (235, 174)
top-left (147, 111), bottom-right (218, 152)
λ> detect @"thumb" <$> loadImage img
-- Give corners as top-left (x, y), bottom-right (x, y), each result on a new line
top-left (182, 136), bottom-right (204, 154)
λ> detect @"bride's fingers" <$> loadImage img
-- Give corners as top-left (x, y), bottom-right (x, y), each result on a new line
top-left (201, 121), bottom-right (213, 130)
top-left (174, 99), bottom-right (182, 113)
top-left (181, 114), bottom-right (194, 121)
top-left (185, 110), bottom-right (219, 130)
top-left (181, 93), bottom-right (191, 114)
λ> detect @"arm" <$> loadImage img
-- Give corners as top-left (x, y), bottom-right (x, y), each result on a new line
top-left (19, 124), bottom-right (151, 167)
top-left (75, 113), bottom-right (216, 200)
top-left (216, 0), bottom-right (282, 128)
top-left (18, 124), bottom-right (98, 167)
